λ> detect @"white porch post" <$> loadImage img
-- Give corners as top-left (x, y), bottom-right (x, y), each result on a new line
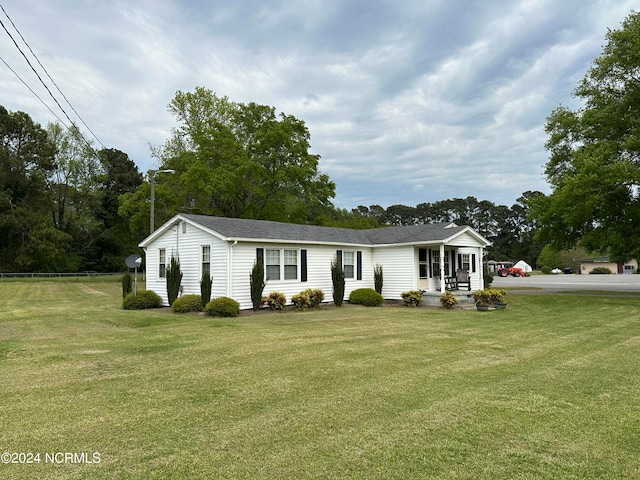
top-left (478, 246), bottom-right (484, 289)
top-left (440, 244), bottom-right (446, 292)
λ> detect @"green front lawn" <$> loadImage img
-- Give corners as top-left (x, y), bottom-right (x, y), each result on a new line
top-left (1, 282), bottom-right (638, 479)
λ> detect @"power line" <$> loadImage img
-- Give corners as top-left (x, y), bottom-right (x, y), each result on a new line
top-left (0, 4), bottom-right (106, 149)
top-left (0, 5), bottom-right (106, 153)
top-left (0, 54), bottom-right (71, 128)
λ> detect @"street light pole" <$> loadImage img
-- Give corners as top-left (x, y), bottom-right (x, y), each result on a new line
top-left (148, 169), bottom-right (175, 234)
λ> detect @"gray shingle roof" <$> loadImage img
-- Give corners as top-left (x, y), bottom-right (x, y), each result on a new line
top-left (179, 214), bottom-right (472, 246)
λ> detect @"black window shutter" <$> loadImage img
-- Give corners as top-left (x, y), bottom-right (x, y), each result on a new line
top-left (472, 254), bottom-right (477, 273)
top-left (336, 249), bottom-right (342, 266)
top-left (428, 249), bottom-right (433, 278)
top-left (451, 250), bottom-right (456, 274)
top-left (301, 249), bottom-right (307, 282)
top-left (458, 254), bottom-right (462, 269)
top-left (256, 248), bottom-right (264, 265)
top-left (357, 251), bottom-right (362, 280)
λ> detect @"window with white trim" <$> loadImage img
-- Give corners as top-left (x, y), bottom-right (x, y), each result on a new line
top-left (432, 250), bottom-right (440, 277)
top-left (266, 249), bottom-right (281, 280)
top-left (343, 251), bottom-right (355, 279)
top-left (202, 245), bottom-right (211, 276)
top-left (159, 248), bottom-right (166, 278)
top-left (284, 249), bottom-right (297, 280)
top-left (461, 254), bottom-right (470, 271)
top-left (419, 248), bottom-right (428, 279)
top-left (444, 251), bottom-right (450, 276)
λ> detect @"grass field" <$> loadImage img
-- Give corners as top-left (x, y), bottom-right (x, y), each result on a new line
top-left (1, 281), bottom-right (639, 479)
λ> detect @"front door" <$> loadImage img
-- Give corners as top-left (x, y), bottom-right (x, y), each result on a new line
top-left (418, 248), bottom-right (429, 290)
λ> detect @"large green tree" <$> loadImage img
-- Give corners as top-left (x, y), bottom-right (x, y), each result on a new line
top-left (93, 148), bottom-right (143, 270)
top-left (531, 12), bottom-right (640, 261)
top-left (0, 106), bottom-right (72, 271)
top-left (47, 123), bottom-right (103, 269)
top-left (138, 87), bottom-right (336, 225)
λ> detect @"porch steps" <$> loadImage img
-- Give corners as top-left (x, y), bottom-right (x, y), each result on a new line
top-left (421, 290), bottom-right (475, 307)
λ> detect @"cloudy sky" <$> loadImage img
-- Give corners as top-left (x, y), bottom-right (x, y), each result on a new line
top-left (1, 1), bottom-right (636, 210)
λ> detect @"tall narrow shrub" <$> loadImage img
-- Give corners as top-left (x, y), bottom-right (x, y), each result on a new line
top-left (250, 258), bottom-right (266, 310)
top-left (121, 272), bottom-right (133, 298)
top-left (331, 256), bottom-right (345, 307)
top-left (374, 264), bottom-right (383, 295)
top-left (166, 256), bottom-right (183, 306)
top-left (200, 274), bottom-right (212, 308)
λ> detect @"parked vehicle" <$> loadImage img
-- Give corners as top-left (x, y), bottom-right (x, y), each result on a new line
top-left (496, 261), bottom-right (530, 277)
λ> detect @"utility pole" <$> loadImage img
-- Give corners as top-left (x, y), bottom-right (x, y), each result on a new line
top-left (148, 169), bottom-right (175, 234)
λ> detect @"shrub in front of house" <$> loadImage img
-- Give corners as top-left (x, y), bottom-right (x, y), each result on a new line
top-left (122, 290), bottom-right (163, 310)
top-left (200, 274), bottom-right (212, 308)
top-left (401, 290), bottom-right (423, 307)
top-left (172, 294), bottom-right (203, 313)
top-left (331, 256), bottom-right (345, 306)
top-left (250, 259), bottom-right (266, 310)
top-left (440, 290), bottom-right (457, 309)
top-left (590, 267), bottom-right (612, 274)
top-left (349, 288), bottom-right (384, 307)
top-left (291, 288), bottom-right (324, 310)
top-left (265, 291), bottom-right (286, 310)
top-left (166, 256), bottom-right (183, 306)
top-left (473, 289), bottom-right (492, 305)
top-left (121, 272), bottom-right (133, 298)
top-left (374, 264), bottom-right (383, 294)
top-left (204, 297), bottom-right (240, 317)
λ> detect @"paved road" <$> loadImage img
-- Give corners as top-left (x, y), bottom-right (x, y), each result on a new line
top-left (492, 273), bottom-right (640, 293)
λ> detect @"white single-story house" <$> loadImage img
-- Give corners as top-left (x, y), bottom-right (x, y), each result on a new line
top-left (139, 214), bottom-right (492, 309)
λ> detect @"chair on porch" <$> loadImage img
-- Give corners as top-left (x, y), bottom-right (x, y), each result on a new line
top-left (455, 269), bottom-right (471, 291)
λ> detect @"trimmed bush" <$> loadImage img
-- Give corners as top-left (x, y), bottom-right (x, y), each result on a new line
top-left (590, 267), bottom-right (612, 274)
top-left (331, 256), bottom-right (345, 306)
top-left (205, 297), bottom-right (240, 317)
top-left (349, 288), bottom-right (384, 307)
top-left (250, 259), bottom-right (266, 310)
top-left (122, 290), bottom-right (162, 310)
top-left (121, 272), bottom-right (133, 298)
top-left (291, 288), bottom-right (325, 311)
top-left (172, 294), bottom-right (203, 313)
top-left (166, 257), bottom-right (183, 306)
top-left (265, 291), bottom-right (286, 310)
top-left (401, 290), bottom-right (423, 307)
top-left (200, 274), bottom-right (212, 308)
top-left (541, 266), bottom-right (552, 274)
top-left (374, 264), bottom-right (383, 294)
top-left (440, 290), bottom-right (458, 309)
top-left (473, 289), bottom-right (492, 305)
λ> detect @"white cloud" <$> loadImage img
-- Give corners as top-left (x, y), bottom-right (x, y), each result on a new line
top-left (0, 0), bottom-right (637, 208)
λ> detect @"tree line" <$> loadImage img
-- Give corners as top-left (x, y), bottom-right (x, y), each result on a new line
top-left (0, 96), bottom-right (544, 273)
top-left (4, 8), bottom-right (640, 274)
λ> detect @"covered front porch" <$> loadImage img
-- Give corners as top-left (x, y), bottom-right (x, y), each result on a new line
top-left (416, 243), bottom-right (485, 293)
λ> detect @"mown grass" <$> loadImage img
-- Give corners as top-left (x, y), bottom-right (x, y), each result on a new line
top-left (0, 282), bottom-right (639, 479)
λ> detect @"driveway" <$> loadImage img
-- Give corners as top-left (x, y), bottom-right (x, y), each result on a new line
top-left (491, 273), bottom-right (640, 293)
